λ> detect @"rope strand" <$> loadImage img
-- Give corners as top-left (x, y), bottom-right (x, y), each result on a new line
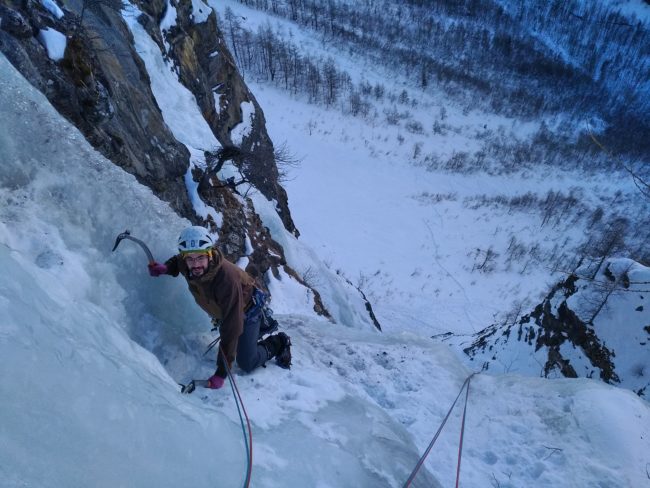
top-left (226, 369), bottom-right (250, 477)
top-left (403, 373), bottom-right (476, 488)
top-left (220, 345), bottom-right (253, 488)
top-left (455, 375), bottom-right (472, 488)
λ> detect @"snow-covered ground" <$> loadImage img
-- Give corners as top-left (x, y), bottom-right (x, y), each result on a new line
top-left (0, 53), bottom-right (435, 487)
top-left (459, 257), bottom-right (650, 396)
top-left (211, 0), bottom-right (648, 341)
top-left (2, 32), bottom-right (650, 488)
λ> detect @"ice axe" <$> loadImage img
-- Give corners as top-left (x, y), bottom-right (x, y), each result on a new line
top-left (179, 380), bottom-right (209, 394)
top-left (111, 230), bottom-right (155, 264)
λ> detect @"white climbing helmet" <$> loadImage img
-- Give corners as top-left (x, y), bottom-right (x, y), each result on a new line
top-left (177, 226), bottom-right (214, 254)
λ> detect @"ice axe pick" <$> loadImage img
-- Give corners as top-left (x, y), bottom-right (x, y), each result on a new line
top-left (111, 230), bottom-right (155, 264)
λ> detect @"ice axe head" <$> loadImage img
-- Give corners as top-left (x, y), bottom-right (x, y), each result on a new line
top-left (111, 230), bottom-right (155, 264)
top-left (111, 230), bottom-right (132, 253)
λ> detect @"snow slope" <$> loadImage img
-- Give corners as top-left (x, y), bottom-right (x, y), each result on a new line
top-left (2, 42), bottom-right (650, 488)
top-left (0, 54), bottom-right (243, 487)
top-left (0, 52), bottom-right (435, 488)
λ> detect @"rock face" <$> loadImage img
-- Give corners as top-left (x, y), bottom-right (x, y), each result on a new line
top-left (0, 0), bottom-right (322, 312)
top-left (0, 0), bottom-right (193, 215)
top-left (133, 0), bottom-right (297, 237)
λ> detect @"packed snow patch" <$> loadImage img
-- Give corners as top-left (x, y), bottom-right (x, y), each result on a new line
top-left (37, 28), bottom-right (66, 61)
top-left (191, 0), bottom-right (211, 24)
top-left (230, 100), bottom-right (255, 145)
top-left (40, 0), bottom-right (64, 19)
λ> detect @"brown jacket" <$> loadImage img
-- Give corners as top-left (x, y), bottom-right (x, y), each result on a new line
top-left (165, 250), bottom-right (256, 376)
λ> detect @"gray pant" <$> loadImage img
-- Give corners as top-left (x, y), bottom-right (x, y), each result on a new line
top-left (236, 307), bottom-right (269, 373)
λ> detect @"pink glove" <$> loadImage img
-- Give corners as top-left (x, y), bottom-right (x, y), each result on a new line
top-left (148, 262), bottom-right (168, 277)
top-left (207, 374), bottom-right (225, 389)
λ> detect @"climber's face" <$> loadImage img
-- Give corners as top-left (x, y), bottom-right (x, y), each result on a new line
top-left (184, 253), bottom-right (210, 278)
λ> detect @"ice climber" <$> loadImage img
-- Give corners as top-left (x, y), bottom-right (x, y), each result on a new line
top-left (147, 225), bottom-right (292, 389)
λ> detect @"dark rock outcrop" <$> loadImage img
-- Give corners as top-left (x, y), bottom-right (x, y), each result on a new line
top-left (133, 0), bottom-right (297, 237)
top-left (0, 0), bottom-right (193, 215)
top-left (465, 272), bottom-right (618, 382)
top-left (462, 260), bottom-right (650, 398)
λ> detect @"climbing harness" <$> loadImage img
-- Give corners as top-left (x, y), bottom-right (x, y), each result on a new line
top-left (403, 372), bottom-right (477, 488)
top-left (247, 288), bottom-right (280, 336)
top-left (202, 290), bottom-right (278, 360)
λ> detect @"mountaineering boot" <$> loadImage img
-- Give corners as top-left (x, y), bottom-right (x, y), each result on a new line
top-left (274, 332), bottom-right (292, 369)
top-left (258, 311), bottom-right (279, 338)
top-left (261, 332), bottom-right (292, 369)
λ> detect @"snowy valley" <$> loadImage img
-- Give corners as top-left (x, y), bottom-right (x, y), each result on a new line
top-left (1, 0), bottom-right (650, 487)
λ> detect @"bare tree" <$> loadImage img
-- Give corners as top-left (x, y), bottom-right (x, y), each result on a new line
top-left (472, 246), bottom-right (500, 273)
top-left (589, 130), bottom-right (650, 199)
top-left (273, 141), bottom-right (302, 181)
top-left (585, 217), bottom-right (628, 279)
top-left (322, 58), bottom-right (339, 106)
top-left (224, 7), bottom-right (243, 67)
top-left (202, 142), bottom-right (300, 194)
top-left (201, 146), bottom-right (250, 194)
top-left (306, 62), bottom-right (321, 102)
top-left (578, 262), bottom-right (633, 324)
top-left (257, 23), bottom-right (277, 81)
